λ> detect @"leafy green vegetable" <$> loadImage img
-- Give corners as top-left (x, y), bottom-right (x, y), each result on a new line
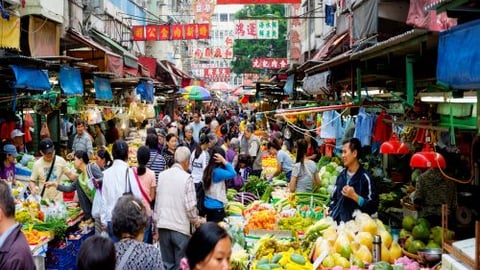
top-left (240, 175), bottom-right (269, 198)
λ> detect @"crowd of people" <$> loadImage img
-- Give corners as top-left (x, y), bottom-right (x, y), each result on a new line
top-left (0, 106), bottom-right (460, 269)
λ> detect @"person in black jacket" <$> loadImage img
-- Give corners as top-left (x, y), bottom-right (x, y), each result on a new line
top-left (329, 138), bottom-right (378, 223)
top-left (0, 181), bottom-right (35, 269)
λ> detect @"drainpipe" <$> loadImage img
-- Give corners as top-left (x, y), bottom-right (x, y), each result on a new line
top-left (356, 67), bottom-right (362, 105)
top-left (406, 55), bottom-right (415, 107)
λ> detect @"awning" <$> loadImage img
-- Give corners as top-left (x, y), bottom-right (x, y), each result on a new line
top-left (350, 29), bottom-right (432, 60)
top-left (138, 57), bottom-right (157, 78)
top-left (312, 32), bottom-right (348, 61)
top-left (90, 29), bottom-right (138, 69)
top-left (306, 50), bottom-right (352, 74)
top-left (437, 18), bottom-right (480, 89)
top-left (66, 30), bottom-right (123, 77)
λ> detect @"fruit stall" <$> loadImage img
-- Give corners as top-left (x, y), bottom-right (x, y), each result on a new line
top-left (223, 154), bottom-right (478, 270)
top-left (12, 160), bottom-right (93, 270)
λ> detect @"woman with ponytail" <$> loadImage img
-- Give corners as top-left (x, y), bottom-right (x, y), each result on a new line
top-left (133, 146), bottom-right (156, 243)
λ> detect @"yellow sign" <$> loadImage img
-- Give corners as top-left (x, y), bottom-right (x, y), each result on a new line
top-left (0, 16), bottom-right (20, 50)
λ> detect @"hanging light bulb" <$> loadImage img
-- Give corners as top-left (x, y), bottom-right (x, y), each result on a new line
top-left (380, 133), bottom-right (410, 154)
top-left (409, 144), bottom-right (446, 168)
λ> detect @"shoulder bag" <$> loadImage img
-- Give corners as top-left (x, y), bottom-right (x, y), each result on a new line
top-left (40, 155), bottom-right (56, 197)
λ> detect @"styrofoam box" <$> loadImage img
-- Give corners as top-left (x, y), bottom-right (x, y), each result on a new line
top-left (442, 254), bottom-right (472, 270)
top-left (452, 238), bottom-right (476, 260)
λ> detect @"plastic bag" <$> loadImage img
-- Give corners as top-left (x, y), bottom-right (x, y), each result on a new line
top-left (24, 112), bottom-right (34, 127)
top-left (40, 122), bottom-right (50, 138)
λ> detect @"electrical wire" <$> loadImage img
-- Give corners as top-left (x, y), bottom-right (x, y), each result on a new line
top-left (434, 135), bottom-right (478, 184)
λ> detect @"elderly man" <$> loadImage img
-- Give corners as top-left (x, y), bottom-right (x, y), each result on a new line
top-left (154, 146), bottom-right (205, 270)
top-left (0, 181), bottom-right (35, 269)
top-left (240, 124), bottom-right (262, 176)
top-left (10, 129), bottom-right (26, 153)
top-left (72, 119), bottom-right (93, 158)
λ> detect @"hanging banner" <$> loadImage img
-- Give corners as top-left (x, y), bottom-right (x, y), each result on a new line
top-left (252, 58), bottom-right (289, 69)
top-left (145, 25), bottom-right (158, 41)
top-left (132, 25), bottom-right (145, 41)
top-left (10, 65), bottom-right (50, 90)
top-left (159, 25), bottom-right (170, 40)
top-left (184, 24), bottom-right (197, 40)
top-left (235, 20), bottom-right (278, 39)
top-left (303, 71), bottom-right (331, 95)
top-left (59, 65), bottom-right (83, 96)
top-left (133, 24), bottom-right (209, 40)
top-left (93, 76), bottom-right (113, 101)
top-left (0, 16), bottom-right (20, 50)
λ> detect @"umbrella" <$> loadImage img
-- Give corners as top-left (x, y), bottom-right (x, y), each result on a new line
top-left (182, 85), bottom-right (211, 100)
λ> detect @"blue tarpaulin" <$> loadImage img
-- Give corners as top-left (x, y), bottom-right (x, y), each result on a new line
top-left (59, 65), bottom-right (83, 96)
top-left (10, 65), bottom-right (50, 90)
top-left (437, 19), bottom-right (480, 89)
top-left (93, 76), bottom-right (112, 100)
top-left (136, 80), bottom-right (154, 102)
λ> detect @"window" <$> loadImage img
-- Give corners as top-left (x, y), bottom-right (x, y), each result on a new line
top-left (220, 13), bottom-right (228, 22)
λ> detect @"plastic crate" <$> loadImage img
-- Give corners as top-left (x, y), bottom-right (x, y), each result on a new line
top-left (46, 241), bottom-right (74, 269)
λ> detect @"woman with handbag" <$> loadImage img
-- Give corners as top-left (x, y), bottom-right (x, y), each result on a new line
top-left (132, 146), bottom-right (156, 243)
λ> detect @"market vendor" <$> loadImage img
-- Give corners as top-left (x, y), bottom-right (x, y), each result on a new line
top-left (0, 144), bottom-right (18, 185)
top-left (329, 138), bottom-right (378, 223)
top-left (29, 138), bottom-right (77, 200)
top-left (72, 119), bottom-right (94, 158)
top-left (413, 168), bottom-right (457, 226)
top-left (46, 150), bottom-right (103, 221)
top-left (267, 138), bottom-right (293, 181)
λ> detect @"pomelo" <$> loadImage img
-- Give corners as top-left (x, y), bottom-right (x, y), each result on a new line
top-left (402, 215), bottom-right (416, 231)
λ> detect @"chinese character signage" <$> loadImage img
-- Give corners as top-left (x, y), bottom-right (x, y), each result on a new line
top-left (235, 20), bottom-right (278, 39)
top-left (193, 48), bottom-right (233, 59)
top-left (203, 68), bottom-right (231, 82)
top-left (193, 0), bottom-right (215, 23)
top-left (131, 24), bottom-right (210, 41)
top-left (217, 0), bottom-right (299, 4)
top-left (252, 58), bottom-right (288, 69)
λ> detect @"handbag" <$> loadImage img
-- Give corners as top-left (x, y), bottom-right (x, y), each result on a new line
top-left (132, 167), bottom-right (151, 205)
top-left (123, 168), bottom-right (133, 195)
top-left (40, 155), bottom-right (56, 197)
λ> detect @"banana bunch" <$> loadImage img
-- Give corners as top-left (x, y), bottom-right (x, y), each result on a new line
top-left (227, 188), bottom-right (238, 201)
top-left (226, 201), bottom-right (245, 216)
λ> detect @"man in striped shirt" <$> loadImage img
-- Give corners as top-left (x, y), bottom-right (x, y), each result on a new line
top-left (145, 133), bottom-right (166, 181)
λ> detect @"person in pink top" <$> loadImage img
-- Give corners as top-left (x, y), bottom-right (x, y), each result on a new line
top-left (133, 146), bottom-right (156, 243)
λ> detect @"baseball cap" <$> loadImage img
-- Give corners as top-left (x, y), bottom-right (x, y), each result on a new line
top-left (10, 129), bottom-right (25, 139)
top-left (39, 138), bottom-right (55, 154)
top-left (3, 144), bottom-right (18, 157)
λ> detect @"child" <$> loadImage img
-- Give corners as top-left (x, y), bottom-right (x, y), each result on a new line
top-left (235, 153), bottom-right (251, 189)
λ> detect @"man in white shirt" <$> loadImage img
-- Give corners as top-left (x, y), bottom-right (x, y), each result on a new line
top-left (154, 146), bottom-right (205, 270)
top-left (101, 140), bottom-right (144, 241)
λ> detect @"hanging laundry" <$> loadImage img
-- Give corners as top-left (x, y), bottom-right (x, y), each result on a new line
top-left (353, 107), bottom-right (375, 146)
top-left (325, 4), bottom-right (336, 26)
top-left (320, 110), bottom-right (342, 139)
top-left (373, 110), bottom-right (392, 143)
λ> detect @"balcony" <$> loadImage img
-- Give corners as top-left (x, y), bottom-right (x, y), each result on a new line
top-left (21, 0), bottom-right (65, 24)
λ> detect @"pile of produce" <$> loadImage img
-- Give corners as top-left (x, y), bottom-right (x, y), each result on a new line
top-left (400, 215), bottom-right (454, 255)
top-left (315, 156), bottom-right (343, 195)
top-left (251, 236), bottom-right (312, 270)
top-left (241, 175), bottom-right (270, 199)
top-left (309, 211), bottom-right (402, 268)
top-left (229, 249), bottom-right (250, 270)
top-left (277, 214), bottom-right (315, 234)
top-left (244, 203), bottom-right (277, 233)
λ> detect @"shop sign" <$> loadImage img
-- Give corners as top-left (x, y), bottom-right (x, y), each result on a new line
top-left (193, 0), bottom-right (215, 23)
top-left (303, 71), bottom-right (331, 95)
top-left (203, 68), bottom-right (231, 78)
top-left (193, 47), bottom-right (233, 59)
top-left (252, 58), bottom-right (288, 69)
top-left (235, 20), bottom-right (278, 40)
top-left (132, 24), bottom-right (210, 41)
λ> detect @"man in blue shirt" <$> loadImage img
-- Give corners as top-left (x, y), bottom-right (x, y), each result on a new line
top-left (268, 139), bottom-right (294, 181)
top-left (329, 138), bottom-right (378, 223)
